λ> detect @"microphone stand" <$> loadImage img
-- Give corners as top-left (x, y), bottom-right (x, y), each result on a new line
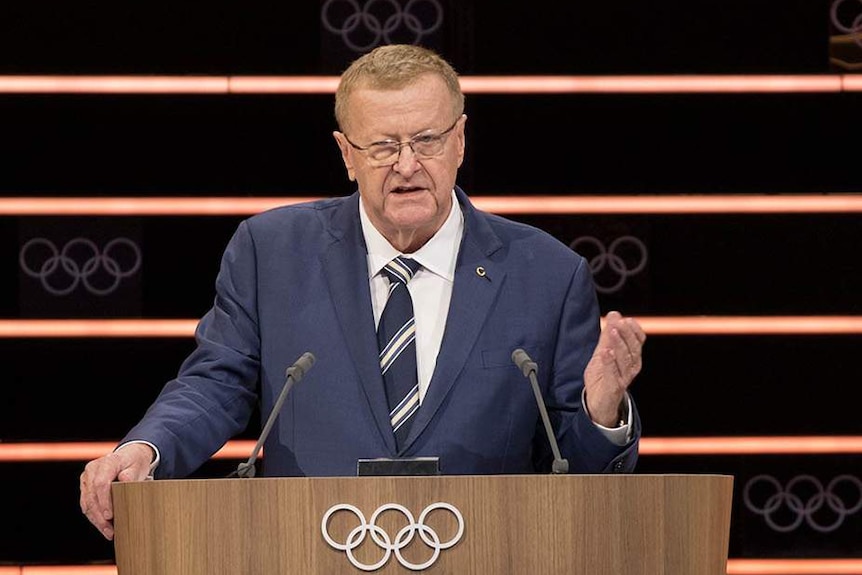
top-left (228, 352), bottom-right (316, 478)
top-left (512, 349), bottom-right (569, 474)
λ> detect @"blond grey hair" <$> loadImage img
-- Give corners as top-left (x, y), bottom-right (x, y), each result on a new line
top-left (335, 44), bottom-right (464, 131)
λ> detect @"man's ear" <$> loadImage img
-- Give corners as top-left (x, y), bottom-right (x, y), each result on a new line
top-left (455, 114), bottom-right (467, 168)
top-left (333, 131), bottom-right (356, 182)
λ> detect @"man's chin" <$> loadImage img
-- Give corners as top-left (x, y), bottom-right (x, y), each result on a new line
top-left (385, 191), bottom-right (435, 214)
top-left (385, 208), bottom-right (444, 235)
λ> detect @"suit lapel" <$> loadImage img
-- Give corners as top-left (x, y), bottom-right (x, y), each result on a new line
top-left (320, 193), bottom-right (398, 454)
top-left (402, 189), bottom-right (506, 453)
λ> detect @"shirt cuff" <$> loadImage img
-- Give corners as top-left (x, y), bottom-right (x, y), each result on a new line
top-left (115, 440), bottom-right (161, 479)
top-left (582, 390), bottom-right (633, 446)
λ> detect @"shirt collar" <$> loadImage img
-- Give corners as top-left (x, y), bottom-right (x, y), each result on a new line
top-left (360, 189), bottom-right (463, 282)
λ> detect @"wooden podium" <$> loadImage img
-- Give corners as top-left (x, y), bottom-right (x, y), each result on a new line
top-left (113, 474), bottom-right (732, 574)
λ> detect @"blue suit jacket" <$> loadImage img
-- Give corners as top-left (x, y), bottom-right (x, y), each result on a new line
top-left (125, 188), bottom-right (639, 477)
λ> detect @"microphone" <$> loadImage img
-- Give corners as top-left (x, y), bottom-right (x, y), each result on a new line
top-left (230, 352), bottom-right (316, 478)
top-left (511, 348), bottom-right (569, 474)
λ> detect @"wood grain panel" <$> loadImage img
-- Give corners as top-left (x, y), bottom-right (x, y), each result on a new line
top-left (113, 474), bottom-right (732, 575)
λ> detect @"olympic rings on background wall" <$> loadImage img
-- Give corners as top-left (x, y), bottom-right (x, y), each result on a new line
top-left (19, 237), bottom-right (141, 296)
top-left (321, 0), bottom-right (444, 52)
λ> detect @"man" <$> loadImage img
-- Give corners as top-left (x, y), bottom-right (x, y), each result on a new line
top-left (80, 44), bottom-right (646, 540)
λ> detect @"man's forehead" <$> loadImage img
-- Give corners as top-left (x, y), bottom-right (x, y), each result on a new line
top-left (343, 76), bottom-right (453, 129)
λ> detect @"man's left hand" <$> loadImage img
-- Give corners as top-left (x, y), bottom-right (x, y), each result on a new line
top-left (583, 311), bottom-right (646, 427)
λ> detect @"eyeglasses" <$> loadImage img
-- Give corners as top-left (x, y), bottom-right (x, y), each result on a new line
top-left (342, 117), bottom-right (461, 167)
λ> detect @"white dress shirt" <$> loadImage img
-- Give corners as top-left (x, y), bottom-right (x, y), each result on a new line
top-left (360, 190), bottom-right (463, 404)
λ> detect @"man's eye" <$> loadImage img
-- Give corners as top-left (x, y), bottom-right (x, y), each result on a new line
top-left (413, 135), bottom-right (438, 145)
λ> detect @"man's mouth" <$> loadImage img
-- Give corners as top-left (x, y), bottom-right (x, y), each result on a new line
top-left (390, 185), bottom-right (425, 194)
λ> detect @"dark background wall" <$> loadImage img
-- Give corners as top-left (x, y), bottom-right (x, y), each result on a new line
top-left (2, 0), bottom-right (860, 567)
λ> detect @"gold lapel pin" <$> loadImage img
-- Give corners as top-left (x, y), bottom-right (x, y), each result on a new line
top-left (476, 266), bottom-right (488, 279)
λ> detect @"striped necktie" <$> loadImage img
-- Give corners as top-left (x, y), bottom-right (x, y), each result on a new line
top-left (377, 257), bottom-right (422, 451)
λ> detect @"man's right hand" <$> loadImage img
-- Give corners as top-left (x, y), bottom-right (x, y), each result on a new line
top-left (79, 443), bottom-right (154, 540)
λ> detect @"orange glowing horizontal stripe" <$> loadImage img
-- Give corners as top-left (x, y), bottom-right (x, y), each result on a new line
top-left (639, 436), bottom-right (862, 455)
top-left (2, 195), bottom-right (862, 216)
top-left (843, 75), bottom-right (862, 91)
top-left (3, 317), bottom-right (862, 338)
top-left (459, 75), bottom-right (844, 94)
top-left (3, 437), bottom-right (861, 462)
top-left (3, 560), bottom-right (862, 575)
top-left (0, 196), bottom-right (318, 215)
top-left (0, 76), bottom-right (228, 94)
top-left (634, 316), bottom-right (862, 335)
top-left (0, 75), bottom-right (858, 94)
top-left (727, 559), bottom-right (862, 574)
top-left (0, 319), bottom-right (199, 338)
top-left (0, 441), bottom-right (256, 462)
top-left (228, 76), bottom-right (340, 93)
top-left (474, 195), bottom-right (862, 215)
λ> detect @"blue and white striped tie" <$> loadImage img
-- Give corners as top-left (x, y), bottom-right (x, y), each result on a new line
top-left (377, 257), bottom-right (422, 450)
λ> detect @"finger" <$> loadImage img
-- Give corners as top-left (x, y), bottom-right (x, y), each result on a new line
top-left (80, 459), bottom-right (117, 539)
top-left (605, 310), bottom-right (623, 321)
top-left (593, 311), bottom-right (623, 359)
top-left (79, 471), bottom-right (89, 514)
top-left (618, 316), bottom-right (645, 348)
top-left (602, 310), bottom-right (624, 332)
top-left (610, 337), bottom-right (631, 382)
top-left (608, 328), bottom-right (641, 385)
top-left (592, 322), bottom-right (626, 380)
top-left (602, 311), bottom-right (630, 348)
top-left (603, 313), bottom-right (645, 374)
top-left (625, 317), bottom-right (647, 346)
top-left (93, 454), bottom-right (123, 521)
top-left (80, 461), bottom-right (107, 518)
top-left (614, 325), bottom-right (644, 376)
top-left (621, 319), bottom-right (646, 375)
top-left (602, 340), bottom-right (626, 382)
top-left (605, 312), bottom-right (644, 351)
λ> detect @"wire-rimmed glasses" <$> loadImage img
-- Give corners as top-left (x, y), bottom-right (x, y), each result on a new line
top-left (341, 116), bottom-right (461, 167)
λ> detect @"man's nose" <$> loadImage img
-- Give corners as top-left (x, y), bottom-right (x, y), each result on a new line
top-left (392, 142), bottom-right (421, 176)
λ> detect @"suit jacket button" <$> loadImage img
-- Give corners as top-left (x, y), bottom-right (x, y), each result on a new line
top-left (614, 460), bottom-right (624, 472)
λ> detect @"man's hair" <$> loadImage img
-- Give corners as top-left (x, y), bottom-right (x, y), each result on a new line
top-left (335, 44), bottom-right (464, 132)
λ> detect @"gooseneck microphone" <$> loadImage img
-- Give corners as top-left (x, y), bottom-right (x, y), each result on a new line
top-left (230, 352), bottom-right (316, 478)
top-left (511, 349), bottom-right (570, 474)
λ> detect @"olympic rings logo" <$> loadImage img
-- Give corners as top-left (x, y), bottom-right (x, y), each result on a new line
top-left (321, 502), bottom-right (464, 571)
top-left (19, 237), bottom-right (141, 296)
top-left (321, 0), bottom-right (443, 52)
top-left (570, 236), bottom-right (648, 294)
top-left (743, 474), bottom-right (862, 533)
top-left (831, 0), bottom-right (862, 50)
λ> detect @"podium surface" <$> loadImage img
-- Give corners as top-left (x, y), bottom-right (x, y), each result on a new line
top-left (113, 474), bottom-right (732, 574)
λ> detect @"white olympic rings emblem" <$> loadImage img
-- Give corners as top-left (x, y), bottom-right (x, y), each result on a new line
top-left (321, 0), bottom-right (443, 52)
top-left (831, 0), bottom-right (862, 49)
top-left (743, 474), bottom-right (862, 533)
top-left (570, 236), bottom-right (648, 294)
top-left (19, 237), bottom-right (141, 296)
top-left (321, 502), bottom-right (464, 571)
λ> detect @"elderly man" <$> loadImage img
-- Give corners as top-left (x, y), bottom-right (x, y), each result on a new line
top-left (80, 44), bottom-right (645, 540)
